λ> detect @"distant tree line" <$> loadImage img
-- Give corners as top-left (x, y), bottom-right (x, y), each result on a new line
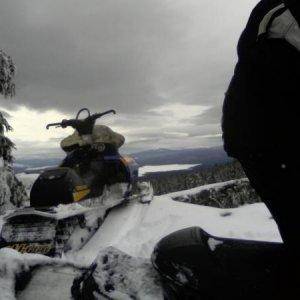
top-left (173, 179), bottom-right (261, 208)
top-left (143, 160), bottom-right (260, 208)
top-left (146, 160), bottom-right (246, 195)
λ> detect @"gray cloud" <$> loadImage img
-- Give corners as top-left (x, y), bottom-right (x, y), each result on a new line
top-left (1, 0), bottom-right (258, 154)
top-left (191, 105), bottom-right (222, 126)
top-left (1, 0), bottom-right (190, 113)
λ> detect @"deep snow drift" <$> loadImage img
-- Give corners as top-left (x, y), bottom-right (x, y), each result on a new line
top-left (70, 183), bottom-right (281, 265)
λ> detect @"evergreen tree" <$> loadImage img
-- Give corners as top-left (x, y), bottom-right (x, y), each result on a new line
top-left (0, 111), bottom-right (14, 163)
top-left (0, 49), bottom-right (27, 213)
top-left (0, 49), bottom-right (16, 97)
top-left (0, 49), bottom-right (16, 163)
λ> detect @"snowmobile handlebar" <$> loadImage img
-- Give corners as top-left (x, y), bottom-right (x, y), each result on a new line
top-left (46, 109), bottom-right (116, 135)
top-left (89, 109), bottom-right (116, 121)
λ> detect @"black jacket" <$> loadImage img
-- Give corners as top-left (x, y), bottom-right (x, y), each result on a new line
top-left (222, 0), bottom-right (300, 158)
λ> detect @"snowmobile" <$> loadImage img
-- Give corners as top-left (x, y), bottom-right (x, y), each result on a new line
top-left (151, 227), bottom-right (284, 299)
top-left (0, 108), bottom-right (153, 256)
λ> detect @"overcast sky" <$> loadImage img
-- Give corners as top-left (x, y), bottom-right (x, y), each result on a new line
top-left (0, 0), bottom-right (258, 159)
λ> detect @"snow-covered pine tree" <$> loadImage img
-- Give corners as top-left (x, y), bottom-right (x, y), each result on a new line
top-left (1, 49), bottom-right (16, 163)
top-left (0, 49), bottom-right (27, 214)
top-left (0, 49), bottom-right (16, 98)
top-left (0, 111), bottom-right (15, 163)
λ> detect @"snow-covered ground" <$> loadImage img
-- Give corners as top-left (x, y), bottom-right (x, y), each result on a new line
top-left (69, 189), bottom-right (281, 265)
top-left (0, 173), bottom-right (282, 299)
top-left (18, 266), bottom-right (82, 300)
top-left (0, 248), bottom-right (81, 300)
top-left (167, 178), bottom-right (248, 198)
top-left (139, 163), bottom-right (199, 176)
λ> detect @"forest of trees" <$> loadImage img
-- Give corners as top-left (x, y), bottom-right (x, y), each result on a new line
top-left (143, 160), bottom-right (261, 208)
top-left (146, 160), bottom-right (246, 194)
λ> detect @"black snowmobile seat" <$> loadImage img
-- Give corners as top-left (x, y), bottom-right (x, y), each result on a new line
top-left (152, 227), bottom-right (284, 299)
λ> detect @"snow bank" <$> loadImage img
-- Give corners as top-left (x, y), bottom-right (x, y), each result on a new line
top-left (0, 248), bottom-right (84, 300)
top-left (169, 178), bottom-right (259, 208)
top-left (72, 193), bottom-right (282, 265)
top-left (139, 164), bottom-right (199, 176)
top-left (18, 266), bottom-right (82, 300)
top-left (166, 178), bottom-right (248, 198)
top-left (0, 249), bottom-right (57, 300)
top-left (119, 198), bottom-right (281, 258)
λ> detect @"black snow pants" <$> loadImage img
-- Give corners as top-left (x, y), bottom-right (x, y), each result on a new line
top-left (238, 154), bottom-right (300, 295)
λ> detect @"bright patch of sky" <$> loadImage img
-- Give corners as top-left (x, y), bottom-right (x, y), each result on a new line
top-left (1, 103), bottom-right (221, 158)
top-left (2, 106), bottom-right (73, 143)
top-left (149, 103), bottom-right (210, 120)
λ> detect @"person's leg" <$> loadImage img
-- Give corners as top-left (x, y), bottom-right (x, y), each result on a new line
top-left (238, 156), bottom-right (300, 296)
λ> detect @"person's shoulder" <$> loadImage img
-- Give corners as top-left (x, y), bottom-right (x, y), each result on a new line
top-left (249, 0), bottom-right (284, 19)
top-left (285, 0), bottom-right (300, 25)
top-left (237, 0), bottom-right (284, 56)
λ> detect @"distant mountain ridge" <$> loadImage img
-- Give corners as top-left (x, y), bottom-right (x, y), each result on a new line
top-left (131, 146), bottom-right (230, 167)
top-left (14, 146), bottom-right (230, 173)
